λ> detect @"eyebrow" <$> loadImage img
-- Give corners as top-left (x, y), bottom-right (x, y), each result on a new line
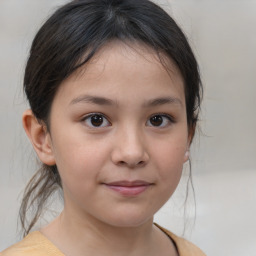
top-left (143, 97), bottom-right (183, 108)
top-left (70, 95), bottom-right (183, 108)
top-left (70, 95), bottom-right (116, 106)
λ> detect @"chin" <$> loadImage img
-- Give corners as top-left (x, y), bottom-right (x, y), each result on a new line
top-left (98, 209), bottom-right (155, 228)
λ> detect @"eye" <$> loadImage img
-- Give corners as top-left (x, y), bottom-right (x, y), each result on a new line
top-left (146, 114), bottom-right (173, 128)
top-left (82, 113), bottom-right (111, 128)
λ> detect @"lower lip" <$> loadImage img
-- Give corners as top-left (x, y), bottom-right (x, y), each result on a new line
top-left (106, 185), bottom-right (150, 196)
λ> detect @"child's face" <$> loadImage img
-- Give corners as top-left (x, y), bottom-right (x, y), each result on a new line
top-left (47, 42), bottom-right (190, 227)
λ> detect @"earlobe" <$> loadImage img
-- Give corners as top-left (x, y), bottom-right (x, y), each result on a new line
top-left (184, 124), bottom-right (195, 162)
top-left (22, 109), bottom-right (56, 166)
top-left (184, 150), bottom-right (190, 163)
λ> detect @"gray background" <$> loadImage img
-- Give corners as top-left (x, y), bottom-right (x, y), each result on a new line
top-left (0, 0), bottom-right (256, 255)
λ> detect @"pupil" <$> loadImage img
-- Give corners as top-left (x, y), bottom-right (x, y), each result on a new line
top-left (150, 115), bottom-right (163, 126)
top-left (91, 115), bottom-right (103, 126)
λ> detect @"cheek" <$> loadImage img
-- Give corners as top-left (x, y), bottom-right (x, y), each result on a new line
top-left (54, 143), bottom-right (108, 207)
top-left (153, 139), bottom-right (187, 187)
top-left (51, 134), bottom-right (110, 186)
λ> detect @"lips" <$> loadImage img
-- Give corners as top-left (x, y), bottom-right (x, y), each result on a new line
top-left (104, 180), bottom-right (152, 196)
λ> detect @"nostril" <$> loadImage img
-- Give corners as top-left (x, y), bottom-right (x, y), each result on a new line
top-left (117, 160), bottom-right (145, 168)
top-left (118, 161), bottom-right (126, 166)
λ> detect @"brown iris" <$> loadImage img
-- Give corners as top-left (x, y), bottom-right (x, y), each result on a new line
top-left (150, 115), bottom-right (163, 126)
top-left (91, 115), bottom-right (104, 127)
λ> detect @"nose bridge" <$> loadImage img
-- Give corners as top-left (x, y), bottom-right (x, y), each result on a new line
top-left (123, 124), bottom-right (144, 151)
top-left (111, 123), bottom-right (149, 167)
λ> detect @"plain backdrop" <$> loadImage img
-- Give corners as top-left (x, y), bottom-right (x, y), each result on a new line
top-left (0, 1), bottom-right (256, 255)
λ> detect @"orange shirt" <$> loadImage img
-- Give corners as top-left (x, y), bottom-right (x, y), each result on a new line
top-left (1, 224), bottom-right (206, 256)
top-left (156, 224), bottom-right (206, 256)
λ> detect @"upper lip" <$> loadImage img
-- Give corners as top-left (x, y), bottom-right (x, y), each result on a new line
top-left (105, 180), bottom-right (153, 187)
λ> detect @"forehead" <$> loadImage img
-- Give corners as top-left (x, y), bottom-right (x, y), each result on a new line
top-left (55, 41), bottom-right (185, 105)
top-left (76, 41), bottom-right (182, 80)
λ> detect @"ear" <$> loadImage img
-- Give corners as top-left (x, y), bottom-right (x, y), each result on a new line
top-left (22, 109), bottom-right (56, 166)
top-left (183, 150), bottom-right (190, 163)
top-left (183, 123), bottom-right (196, 163)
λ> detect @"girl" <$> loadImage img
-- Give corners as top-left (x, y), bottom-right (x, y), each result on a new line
top-left (1, 0), bottom-right (205, 255)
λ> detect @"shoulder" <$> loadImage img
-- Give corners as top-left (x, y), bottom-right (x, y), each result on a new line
top-left (0, 231), bottom-right (64, 256)
top-left (154, 223), bottom-right (207, 256)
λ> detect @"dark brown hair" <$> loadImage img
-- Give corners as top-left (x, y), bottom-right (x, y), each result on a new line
top-left (20, 0), bottom-right (202, 236)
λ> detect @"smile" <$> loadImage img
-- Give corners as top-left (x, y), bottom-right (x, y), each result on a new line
top-left (103, 180), bottom-right (153, 196)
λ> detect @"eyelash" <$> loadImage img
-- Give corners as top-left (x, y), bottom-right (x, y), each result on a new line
top-left (147, 113), bottom-right (175, 128)
top-left (81, 113), bottom-right (111, 128)
top-left (81, 113), bottom-right (175, 128)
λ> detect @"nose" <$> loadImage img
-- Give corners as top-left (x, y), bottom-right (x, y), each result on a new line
top-left (111, 127), bottom-right (149, 168)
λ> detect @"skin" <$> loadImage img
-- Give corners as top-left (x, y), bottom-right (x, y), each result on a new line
top-left (23, 42), bottom-right (192, 256)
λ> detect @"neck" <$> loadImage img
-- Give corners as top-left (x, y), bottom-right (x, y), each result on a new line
top-left (42, 209), bottom-right (159, 256)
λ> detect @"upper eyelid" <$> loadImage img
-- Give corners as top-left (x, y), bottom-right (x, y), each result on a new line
top-left (82, 112), bottom-right (110, 120)
top-left (80, 112), bottom-right (175, 123)
top-left (149, 113), bottom-right (175, 121)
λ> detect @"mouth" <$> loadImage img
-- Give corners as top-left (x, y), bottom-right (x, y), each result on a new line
top-left (103, 180), bottom-right (153, 196)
